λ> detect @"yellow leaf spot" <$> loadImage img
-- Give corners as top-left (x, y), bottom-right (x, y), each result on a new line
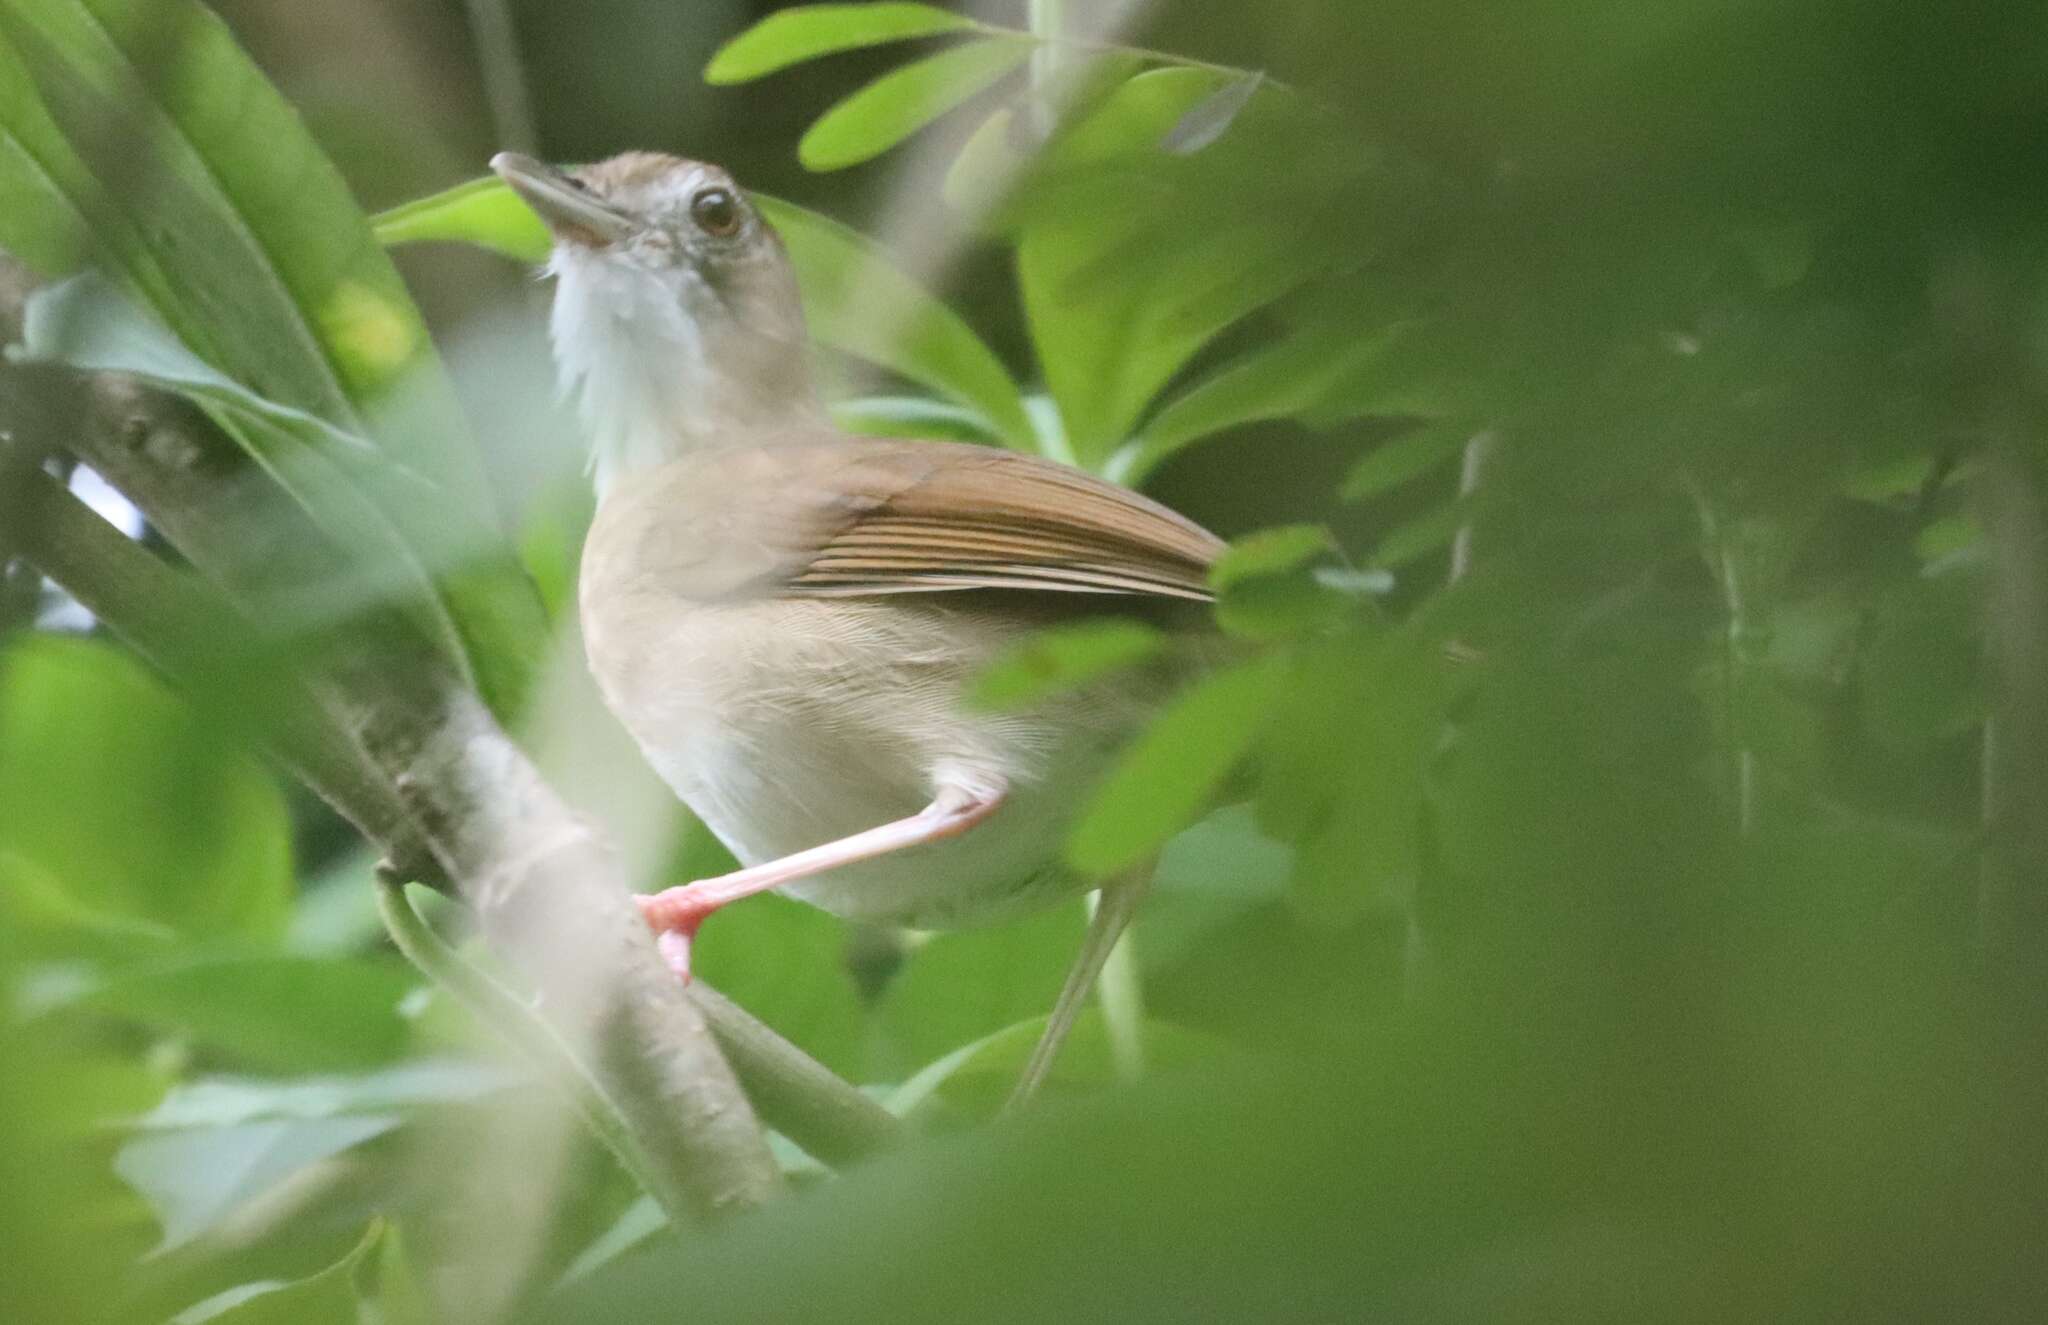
top-left (319, 282), bottom-right (417, 380)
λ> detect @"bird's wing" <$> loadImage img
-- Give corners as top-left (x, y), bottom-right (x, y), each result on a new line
top-left (615, 438), bottom-right (1222, 603)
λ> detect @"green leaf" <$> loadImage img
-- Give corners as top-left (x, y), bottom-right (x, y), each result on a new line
top-left (1370, 500), bottom-right (1466, 568)
top-left (758, 194), bottom-right (1032, 444)
top-left (1067, 656), bottom-right (1286, 876)
top-left (136, 1060), bottom-right (517, 1130)
top-left (169, 1220), bottom-right (383, 1322)
top-left (0, 636), bottom-right (291, 949)
top-left (0, 34), bottom-right (86, 271)
top-left (1017, 70), bottom-right (1331, 462)
top-left (888, 1009), bottom-right (1223, 1119)
top-left (121, 1118), bottom-right (398, 1256)
top-left (706, 3), bottom-right (981, 84)
top-left (831, 394), bottom-right (1001, 442)
top-left (371, 1222), bottom-right (436, 1325)
top-left (1210, 525), bottom-right (1335, 592)
top-left (1123, 324), bottom-right (1400, 483)
top-left (560, 1196), bottom-right (670, 1285)
top-left (1339, 422), bottom-right (1469, 502)
top-left (798, 37), bottom-right (1031, 171)
top-left (1210, 526), bottom-right (1348, 640)
top-left (877, 903), bottom-right (1085, 1073)
top-left (73, 954), bottom-right (418, 1072)
top-left (19, 273), bottom-right (376, 459)
top-left (0, 0), bottom-right (545, 716)
top-left (968, 620), bottom-right (1167, 710)
top-left (1161, 71), bottom-right (1265, 155)
top-left (691, 896), bottom-right (869, 1082)
top-left (370, 173), bottom-right (549, 261)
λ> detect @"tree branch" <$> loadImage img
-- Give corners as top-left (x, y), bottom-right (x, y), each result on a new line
top-left (0, 346), bottom-right (785, 1218)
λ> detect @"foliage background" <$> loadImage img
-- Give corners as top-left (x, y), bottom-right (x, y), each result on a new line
top-left (4, 0), bottom-right (2048, 1320)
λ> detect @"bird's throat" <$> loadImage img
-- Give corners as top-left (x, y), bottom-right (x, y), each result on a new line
top-left (548, 251), bottom-right (824, 500)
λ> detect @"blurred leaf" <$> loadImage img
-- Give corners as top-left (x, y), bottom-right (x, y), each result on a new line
top-left (1210, 525), bottom-right (1334, 592)
top-left (287, 850), bottom-right (386, 958)
top-left (1138, 805), bottom-right (1293, 974)
top-left (877, 904), bottom-right (1084, 1074)
top-left (1068, 656), bottom-right (1286, 876)
top-left (889, 1009), bottom-right (1223, 1119)
top-left (940, 54), bottom-right (1147, 222)
top-left (135, 1059), bottom-right (517, 1130)
top-left (121, 1118), bottom-right (398, 1256)
top-left (169, 1219), bottom-right (382, 1322)
top-left (0, 0), bottom-right (545, 715)
top-left (560, 1196), bottom-right (668, 1286)
top-left (1017, 70), bottom-right (1332, 461)
top-left (0, 37), bottom-right (85, 271)
top-left (1369, 500), bottom-right (1465, 568)
top-left (831, 394), bottom-right (1000, 442)
top-left (1161, 71), bottom-right (1265, 155)
top-left (968, 620), bottom-right (1166, 710)
top-left (0, 636), bottom-right (291, 949)
top-left (370, 174), bottom-right (548, 261)
top-left (1915, 513), bottom-right (1984, 571)
top-left (691, 896), bottom-right (868, 1082)
top-left (1282, 630), bottom-right (1453, 925)
top-left (705, 3), bottom-right (982, 84)
top-left (18, 273), bottom-right (376, 459)
top-left (798, 38), bottom-right (1031, 171)
top-left (0, 1024), bottom-right (164, 1317)
top-left (1125, 324), bottom-right (1398, 482)
top-left (757, 194), bottom-right (1032, 445)
top-left (1210, 526), bottom-right (1348, 640)
top-left (1859, 588), bottom-right (1983, 747)
top-left (1338, 422), bottom-right (1469, 502)
top-left (75, 954), bottom-right (416, 1072)
top-left (371, 1222), bottom-right (434, 1325)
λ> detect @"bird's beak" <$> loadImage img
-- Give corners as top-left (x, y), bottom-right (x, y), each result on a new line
top-left (490, 151), bottom-right (635, 247)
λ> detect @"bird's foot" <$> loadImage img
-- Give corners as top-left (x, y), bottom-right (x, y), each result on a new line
top-left (635, 888), bottom-right (719, 982)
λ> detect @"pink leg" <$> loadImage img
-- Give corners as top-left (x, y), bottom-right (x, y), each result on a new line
top-left (636, 784), bottom-right (1005, 980)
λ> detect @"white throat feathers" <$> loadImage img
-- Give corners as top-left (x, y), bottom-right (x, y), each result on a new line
top-left (544, 223), bottom-right (824, 499)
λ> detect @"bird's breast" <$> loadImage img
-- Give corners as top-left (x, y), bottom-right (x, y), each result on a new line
top-left (577, 584), bottom-right (1135, 928)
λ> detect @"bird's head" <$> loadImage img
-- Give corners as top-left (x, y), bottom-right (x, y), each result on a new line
top-left (491, 150), bottom-right (822, 495)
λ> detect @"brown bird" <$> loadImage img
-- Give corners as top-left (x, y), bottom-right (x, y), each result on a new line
top-left (492, 150), bottom-right (1224, 1102)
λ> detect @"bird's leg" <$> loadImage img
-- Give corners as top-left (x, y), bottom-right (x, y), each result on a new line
top-left (1003, 863), bottom-right (1154, 1113)
top-left (635, 783), bottom-right (1005, 980)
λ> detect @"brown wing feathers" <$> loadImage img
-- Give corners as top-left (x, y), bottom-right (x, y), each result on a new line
top-left (783, 444), bottom-right (1223, 601)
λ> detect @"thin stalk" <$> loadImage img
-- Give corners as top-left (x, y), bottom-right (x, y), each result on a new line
top-left (462, 0), bottom-right (540, 154)
top-left (1980, 717), bottom-right (2006, 952)
top-left (1025, 0), bottom-right (1066, 139)
top-left (1089, 890), bottom-right (1146, 1082)
top-left (1689, 483), bottom-right (1757, 838)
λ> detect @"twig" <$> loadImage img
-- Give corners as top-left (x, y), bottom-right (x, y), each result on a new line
top-left (686, 984), bottom-right (905, 1168)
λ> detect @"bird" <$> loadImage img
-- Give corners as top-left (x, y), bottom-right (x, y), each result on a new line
top-left (492, 149), bottom-right (1225, 1103)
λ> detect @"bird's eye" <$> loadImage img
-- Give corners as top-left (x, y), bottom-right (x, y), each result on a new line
top-left (690, 187), bottom-right (742, 238)
top-left (565, 175), bottom-right (594, 194)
